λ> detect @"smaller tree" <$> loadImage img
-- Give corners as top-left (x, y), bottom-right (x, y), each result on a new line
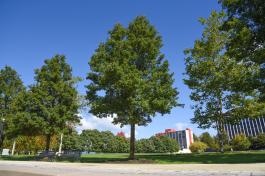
top-left (231, 134), bottom-right (251, 151)
top-left (150, 136), bottom-right (179, 153)
top-left (189, 141), bottom-right (208, 153)
top-left (0, 66), bottom-right (25, 148)
top-left (136, 138), bottom-right (155, 153)
top-left (114, 136), bottom-right (129, 153)
top-left (151, 136), bottom-right (166, 153)
top-left (80, 129), bottom-right (101, 152)
top-left (28, 55), bottom-right (81, 151)
top-left (62, 131), bottom-right (83, 151)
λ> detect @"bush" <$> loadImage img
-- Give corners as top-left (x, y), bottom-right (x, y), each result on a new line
top-left (231, 134), bottom-right (251, 151)
top-left (189, 141), bottom-right (207, 153)
top-left (249, 133), bottom-right (265, 150)
top-left (223, 144), bottom-right (233, 152)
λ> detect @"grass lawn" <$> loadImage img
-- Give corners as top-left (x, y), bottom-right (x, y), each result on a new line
top-left (1, 151), bottom-right (265, 164)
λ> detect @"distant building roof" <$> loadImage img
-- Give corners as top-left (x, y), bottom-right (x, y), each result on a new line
top-left (116, 131), bottom-right (125, 137)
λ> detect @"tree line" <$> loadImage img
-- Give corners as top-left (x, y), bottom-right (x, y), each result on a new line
top-left (2, 129), bottom-right (179, 154)
top-left (0, 0), bottom-right (265, 158)
top-left (191, 132), bottom-right (265, 152)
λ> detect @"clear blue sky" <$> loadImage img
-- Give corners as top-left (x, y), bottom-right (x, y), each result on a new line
top-left (0, 0), bottom-right (221, 138)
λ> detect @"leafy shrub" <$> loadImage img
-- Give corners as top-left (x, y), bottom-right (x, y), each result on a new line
top-left (231, 134), bottom-right (251, 151)
top-left (223, 144), bottom-right (233, 152)
top-left (189, 141), bottom-right (207, 153)
top-left (249, 133), bottom-right (265, 150)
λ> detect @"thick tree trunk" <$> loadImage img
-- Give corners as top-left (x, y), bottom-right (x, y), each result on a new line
top-left (129, 123), bottom-right (136, 160)
top-left (45, 134), bottom-right (51, 152)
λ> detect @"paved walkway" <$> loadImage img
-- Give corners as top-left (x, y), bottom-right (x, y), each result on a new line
top-left (0, 161), bottom-right (265, 176)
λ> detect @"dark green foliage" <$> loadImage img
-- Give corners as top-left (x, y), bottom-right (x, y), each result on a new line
top-left (80, 129), bottom-right (105, 152)
top-left (231, 134), bottom-right (251, 151)
top-left (249, 133), bottom-right (265, 150)
top-left (79, 130), bottom-right (178, 153)
top-left (12, 55), bottom-right (81, 151)
top-left (0, 66), bottom-right (25, 147)
top-left (62, 131), bottom-right (83, 151)
top-left (80, 129), bottom-right (129, 153)
top-left (184, 11), bottom-right (260, 151)
top-left (0, 66), bottom-right (24, 115)
top-left (157, 136), bottom-right (179, 153)
top-left (136, 136), bottom-right (179, 153)
top-left (136, 138), bottom-right (155, 153)
top-left (86, 16), bottom-right (179, 159)
top-left (220, 0), bottom-right (265, 103)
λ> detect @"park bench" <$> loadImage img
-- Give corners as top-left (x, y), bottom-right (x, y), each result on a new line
top-left (35, 151), bottom-right (56, 161)
top-left (57, 150), bottom-right (81, 161)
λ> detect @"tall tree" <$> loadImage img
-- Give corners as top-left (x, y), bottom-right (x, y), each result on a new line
top-left (184, 11), bottom-right (261, 151)
top-left (0, 66), bottom-right (24, 148)
top-left (220, 0), bottom-right (265, 102)
top-left (86, 16), bottom-right (179, 159)
top-left (27, 55), bottom-right (81, 151)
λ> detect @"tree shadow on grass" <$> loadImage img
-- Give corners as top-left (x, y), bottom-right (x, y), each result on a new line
top-left (1, 152), bottom-right (265, 164)
top-left (137, 152), bottom-right (265, 164)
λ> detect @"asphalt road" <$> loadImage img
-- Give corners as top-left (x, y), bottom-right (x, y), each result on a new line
top-left (0, 161), bottom-right (265, 176)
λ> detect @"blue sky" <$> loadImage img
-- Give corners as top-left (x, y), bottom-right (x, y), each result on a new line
top-left (0, 0), bottom-right (221, 138)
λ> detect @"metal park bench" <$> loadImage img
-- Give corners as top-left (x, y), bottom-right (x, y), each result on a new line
top-left (35, 151), bottom-right (56, 161)
top-left (57, 150), bottom-right (81, 161)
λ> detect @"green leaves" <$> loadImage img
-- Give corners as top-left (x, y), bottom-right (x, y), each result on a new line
top-left (86, 16), bottom-right (179, 126)
top-left (8, 55), bottom-right (81, 150)
top-left (220, 0), bottom-right (265, 101)
top-left (0, 66), bottom-right (25, 140)
top-left (86, 16), bottom-right (179, 159)
top-left (184, 11), bottom-right (260, 135)
top-left (0, 66), bottom-right (24, 116)
top-left (33, 55), bottom-right (81, 132)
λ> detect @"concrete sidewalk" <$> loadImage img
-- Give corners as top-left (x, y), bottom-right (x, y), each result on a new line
top-left (0, 160), bottom-right (264, 176)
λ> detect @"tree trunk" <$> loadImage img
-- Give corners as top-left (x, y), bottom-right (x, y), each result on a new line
top-left (45, 134), bottom-right (51, 151)
top-left (217, 93), bottom-right (225, 153)
top-left (129, 123), bottom-right (136, 160)
top-left (217, 121), bottom-right (225, 153)
top-left (11, 139), bottom-right (16, 155)
top-left (58, 133), bottom-right (63, 156)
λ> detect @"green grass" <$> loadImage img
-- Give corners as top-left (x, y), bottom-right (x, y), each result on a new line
top-left (1, 151), bottom-right (265, 164)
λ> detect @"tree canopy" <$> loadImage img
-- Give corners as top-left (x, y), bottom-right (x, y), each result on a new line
top-left (0, 66), bottom-right (25, 147)
top-left (184, 11), bottom-right (260, 151)
top-left (86, 16), bottom-right (179, 159)
top-left (12, 55), bottom-right (81, 151)
top-left (220, 0), bottom-right (265, 103)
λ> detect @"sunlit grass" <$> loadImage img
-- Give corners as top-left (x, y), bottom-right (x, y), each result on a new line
top-left (1, 151), bottom-right (265, 164)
